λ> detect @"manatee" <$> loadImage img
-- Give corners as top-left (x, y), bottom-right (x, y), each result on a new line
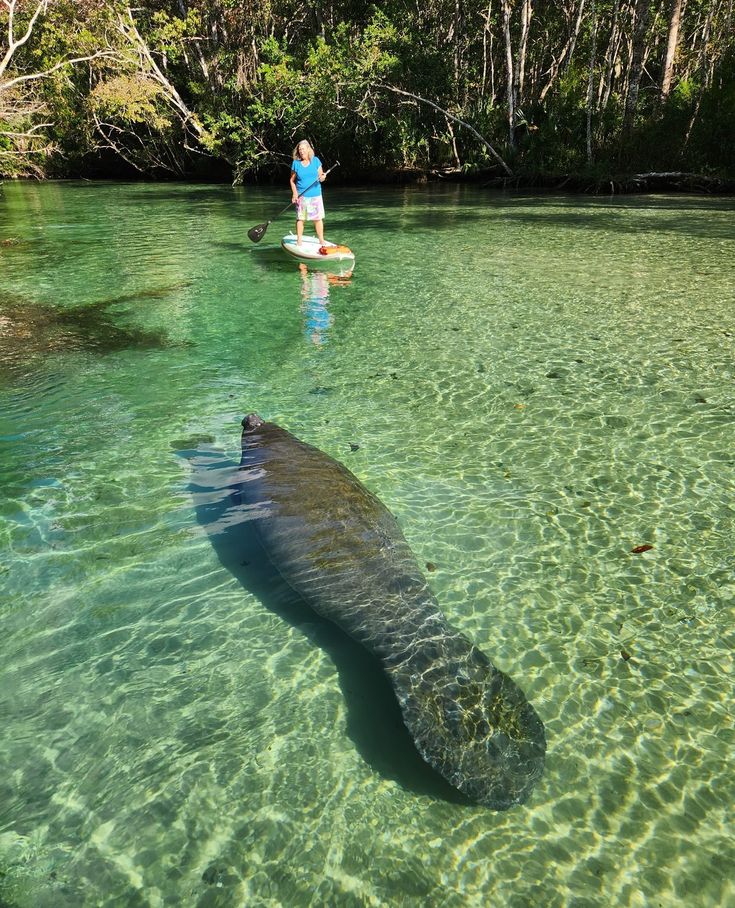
top-left (237, 414), bottom-right (545, 809)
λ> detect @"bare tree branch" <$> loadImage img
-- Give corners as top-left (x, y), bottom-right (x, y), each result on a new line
top-left (116, 7), bottom-right (205, 139)
top-left (1, 122), bottom-right (53, 136)
top-left (0, 50), bottom-right (117, 93)
top-left (375, 83), bottom-right (513, 176)
top-left (0, 0), bottom-right (49, 80)
top-left (539, 0), bottom-right (586, 102)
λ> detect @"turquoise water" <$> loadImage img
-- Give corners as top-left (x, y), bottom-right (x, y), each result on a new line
top-left (1, 181), bottom-right (734, 906)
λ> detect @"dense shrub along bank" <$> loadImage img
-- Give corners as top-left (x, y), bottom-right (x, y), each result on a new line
top-left (1, 1), bottom-right (734, 184)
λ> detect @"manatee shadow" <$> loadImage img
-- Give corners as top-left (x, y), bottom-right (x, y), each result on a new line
top-left (211, 237), bottom-right (296, 254)
top-left (180, 445), bottom-right (471, 806)
top-left (330, 190), bottom-right (735, 239)
top-left (117, 186), bottom-right (235, 205)
top-left (496, 203), bottom-right (735, 241)
top-left (279, 185), bottom-right (735, 240)
top-left (248, 246), bottom-right (294, 269)
top-left (210, 240), bottom-right (288, 264)
top-left (215, 241), bottom-right (257, 254)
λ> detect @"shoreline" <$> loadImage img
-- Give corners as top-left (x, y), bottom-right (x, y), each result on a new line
top-left (2, 168), bottom-right (734, 196)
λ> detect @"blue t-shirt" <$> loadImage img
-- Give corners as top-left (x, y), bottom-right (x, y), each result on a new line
top-left (292, 156), bottom-right (322, 197)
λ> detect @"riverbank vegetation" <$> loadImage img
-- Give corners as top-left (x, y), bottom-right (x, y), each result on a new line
top-left (1, 0), bottom-right (734, 187)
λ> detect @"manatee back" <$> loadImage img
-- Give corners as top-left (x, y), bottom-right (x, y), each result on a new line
top-left (239, 416), bottom-right (439, 646)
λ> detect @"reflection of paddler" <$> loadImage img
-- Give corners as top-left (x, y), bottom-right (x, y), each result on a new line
top-left (299, 263), bottom-right (332, 346)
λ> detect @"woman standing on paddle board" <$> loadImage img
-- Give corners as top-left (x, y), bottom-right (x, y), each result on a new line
top-left (290, 140), bottom-right (326, 246)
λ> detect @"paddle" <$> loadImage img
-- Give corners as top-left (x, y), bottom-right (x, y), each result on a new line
top-left (247, 161), bottom-right (340, 244)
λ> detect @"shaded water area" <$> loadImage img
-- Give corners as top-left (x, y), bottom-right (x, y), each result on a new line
top-left (0, 181), bottom-right (733, 906)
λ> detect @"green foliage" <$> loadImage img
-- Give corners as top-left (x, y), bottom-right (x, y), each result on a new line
top-left (212, 13), bottom-right (407, 177)
top-left (681, 57), bottom-right (735, 172)
top-left (147, 9), bottom-right (203, 65)
top-left (90, 75), bottom-right (172, 130)
top-left (672, 78), bottom-right (698, 106)
top-left (2, 0), bottom-right (735, 180)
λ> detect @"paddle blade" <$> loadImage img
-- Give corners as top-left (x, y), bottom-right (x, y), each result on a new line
top-left (247, 222), bottom-right (269, 243)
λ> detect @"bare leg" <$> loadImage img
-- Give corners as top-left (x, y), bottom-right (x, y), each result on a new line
top-left (296, 217), bottom-right (304, 244)
top-left (314, 219), bottom-right (325, 244)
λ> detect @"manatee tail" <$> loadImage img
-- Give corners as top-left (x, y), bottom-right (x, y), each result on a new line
top-left (386, 638), bottom-right (546, 809)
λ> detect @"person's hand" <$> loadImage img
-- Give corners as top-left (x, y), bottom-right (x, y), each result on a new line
top-left (319, 173), bottom-right (326, 182)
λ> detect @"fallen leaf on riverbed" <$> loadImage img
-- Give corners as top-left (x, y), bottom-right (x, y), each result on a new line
top-left (631, 544), bottom-right (654, 554)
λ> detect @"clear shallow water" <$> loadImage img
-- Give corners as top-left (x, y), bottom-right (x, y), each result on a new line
top-left (0, 181), bottom-right (734, 906)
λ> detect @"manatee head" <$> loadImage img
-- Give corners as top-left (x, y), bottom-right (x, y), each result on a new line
top-left (390, 641), bottom-right (546, 809)
top-left (242, 412), bottom-right (265, 433)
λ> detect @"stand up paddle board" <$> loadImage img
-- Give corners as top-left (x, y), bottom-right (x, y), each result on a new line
top-left (281, 234), bottom-right (355, 264)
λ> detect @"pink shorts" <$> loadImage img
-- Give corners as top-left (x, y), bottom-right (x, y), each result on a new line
top-left (297, 195), bottom-right (325, 222)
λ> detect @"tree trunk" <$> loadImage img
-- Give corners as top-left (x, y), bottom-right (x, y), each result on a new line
top-left (515, 0), bottom-right (533, 103)
top-left (622, 0), bottom-right (651, 136)
top-left (446, 117), bottom-right (462, 168)
top-left (453, 0), bottom-right (464, 101)
top-left (481, 1), bottom-right (496, 102)
top-left (598, 0), bottom-right (623, 110)
top-left (175, 0), bottom-right (210, 82)
top-left (660, 0), bottom-right (682, 100)
top-left (683, 2), bottom-right (715, 147)
top-left (586, 0), bottom-right (599, 162)
top-left (501, 0), bottom-right (516, 149)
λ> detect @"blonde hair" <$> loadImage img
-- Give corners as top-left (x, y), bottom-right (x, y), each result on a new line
top-left (293, 140), bottom-right (315, 162)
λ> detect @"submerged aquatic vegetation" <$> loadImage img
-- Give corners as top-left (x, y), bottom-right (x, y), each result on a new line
top-left (0, 285), bottom-right (189, 379)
